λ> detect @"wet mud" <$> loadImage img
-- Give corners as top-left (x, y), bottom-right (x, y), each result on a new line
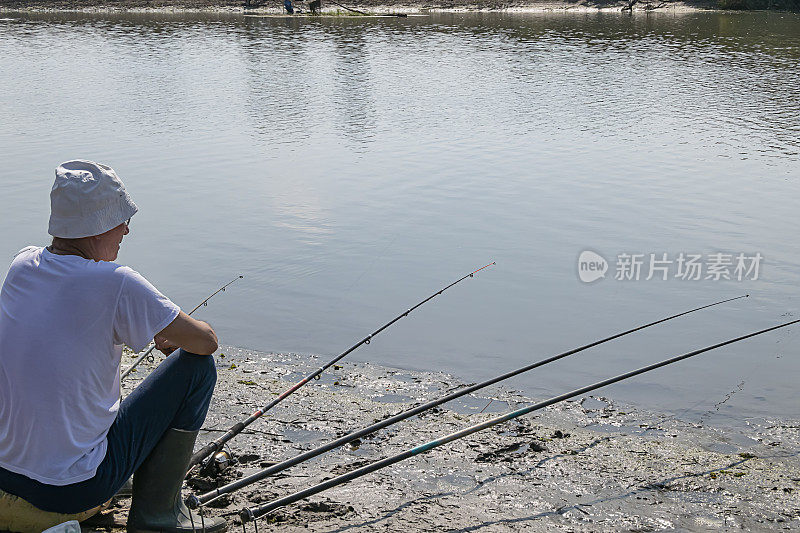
top-left (101, 347), bottom-right (800, 532)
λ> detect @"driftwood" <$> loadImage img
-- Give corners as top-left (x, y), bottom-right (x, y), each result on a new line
top-left (621, 0), bottom-right (671, 10)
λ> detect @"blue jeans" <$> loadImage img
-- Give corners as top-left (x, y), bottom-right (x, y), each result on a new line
top-left (0, 349), bottom-right (217, 514)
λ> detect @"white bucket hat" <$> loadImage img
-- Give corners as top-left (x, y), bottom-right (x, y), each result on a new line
top-left (48, 160), bottom-right (138, 239)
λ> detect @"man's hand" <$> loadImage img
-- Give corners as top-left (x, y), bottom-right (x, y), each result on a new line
top-left (154, 333), bottom-right (179, 356)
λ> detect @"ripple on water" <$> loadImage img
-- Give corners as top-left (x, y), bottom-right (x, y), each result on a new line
top-left (1, 11), bottom-right (799, 425)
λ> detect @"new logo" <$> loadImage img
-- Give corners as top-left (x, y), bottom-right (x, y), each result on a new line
top-left (578, 250), bottom-right (608, 283)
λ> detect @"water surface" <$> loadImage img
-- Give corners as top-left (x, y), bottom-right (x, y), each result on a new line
top-left (1, 10), bottom-right (799, 426)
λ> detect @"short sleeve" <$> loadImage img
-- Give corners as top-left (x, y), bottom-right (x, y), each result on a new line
top-left (113, 268), bottom-right (181, 352)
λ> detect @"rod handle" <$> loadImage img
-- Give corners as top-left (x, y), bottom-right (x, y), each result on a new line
top-left (189, 443), bottom-right (218, 468)
top-left (186, 494), bottom-right (202, 510)
top-left (190, 420), bottom-right (246, 467)
top-left (240, 508), bottom-right (256, 523)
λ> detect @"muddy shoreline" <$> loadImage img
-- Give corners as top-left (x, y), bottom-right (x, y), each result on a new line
top-left (98, 347), bottom-right (800, 531)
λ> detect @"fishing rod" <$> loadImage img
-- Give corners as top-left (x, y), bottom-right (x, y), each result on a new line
top-left (188, 262), bottom-right (496, 472)
top-left (239, 316), bottom-right (800, 521)
top-left (120, 275), bottom-right (244, 381)
top-left (187, 293), bottom-right (747, 508)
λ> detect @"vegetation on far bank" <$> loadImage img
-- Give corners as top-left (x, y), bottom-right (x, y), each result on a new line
top-left (1, 0), bottom-right (798, 11)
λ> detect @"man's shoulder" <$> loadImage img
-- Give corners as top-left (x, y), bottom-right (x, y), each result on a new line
top-left (104, 261), bottom-right (135, 277)
top-left (12, 246), bottom-right (43, 262)
top-left (91, 262), bottom-right (150, 293)
top-left (111, 265), bottom-right (163, 296)
top-left (7, 246), bottom-right (44, 272)
top-left (15, 245), bottom-right (42, 257)
top-left (52, 254), bottom-right (143, 287)
top-left (73, 256), bottom-right (133, 280)
top-left (80, 263), bottom-right (162, 306)
top-left (111, 263), bottom-right (147, 282)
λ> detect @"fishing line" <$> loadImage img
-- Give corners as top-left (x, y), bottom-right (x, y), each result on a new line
top-left (699, 322), bottom-right (796, 424)
top-left (668, 317), bottom-right (794, 427)
top-left (238, 316), bottom-right (800, 520)
top-left (343, 234), bottom-right (399, 293)
top-left (187, 294), bottom-right (746, 508)
top-left (698, 380), bottom-right (746, 426)
top-left (187, 262), bottom-right (496, 473)
top-left (249, 239), bottom-right (398, 334)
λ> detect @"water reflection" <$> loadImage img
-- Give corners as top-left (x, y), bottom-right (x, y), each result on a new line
top-left (329, 25), bottom-right (378, 148)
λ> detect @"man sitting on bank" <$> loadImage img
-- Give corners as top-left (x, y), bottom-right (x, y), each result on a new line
top-left (0, 160), bottom-right (227, 533)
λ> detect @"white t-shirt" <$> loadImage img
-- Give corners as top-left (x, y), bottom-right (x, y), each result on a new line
top-left (0, 246), bottom-right (180, 485)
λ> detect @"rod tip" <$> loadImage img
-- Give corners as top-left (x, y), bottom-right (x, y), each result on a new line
top-left (745, 294), bottom-right (750, 298)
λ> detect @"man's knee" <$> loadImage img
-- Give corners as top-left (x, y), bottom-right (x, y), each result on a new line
top-left (175, 349), bottom-right (217, 388)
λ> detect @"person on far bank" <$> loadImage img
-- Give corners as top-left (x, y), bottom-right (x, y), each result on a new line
top-left (0, 160), bottom-right (227, 533)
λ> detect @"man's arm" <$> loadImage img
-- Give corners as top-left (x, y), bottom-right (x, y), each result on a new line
top-left (154, 311), bottom-right (218, 356)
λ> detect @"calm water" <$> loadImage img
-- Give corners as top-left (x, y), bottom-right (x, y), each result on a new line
top-left (1, 10), bottom-right (799, 426)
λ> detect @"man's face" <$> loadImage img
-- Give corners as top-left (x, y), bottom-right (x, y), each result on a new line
top-left (91, 221), bottom-right (129, 261)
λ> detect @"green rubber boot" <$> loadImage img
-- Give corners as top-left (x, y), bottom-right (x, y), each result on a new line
top-left (126, 429), bottom-right (227, 533)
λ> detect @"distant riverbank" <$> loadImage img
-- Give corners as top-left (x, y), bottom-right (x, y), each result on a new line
top-left (3, 0), bottom-right (798, 13)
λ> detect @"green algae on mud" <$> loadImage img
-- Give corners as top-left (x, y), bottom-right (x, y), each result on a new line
top-left (100, 347), bottom-right (800, 532)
